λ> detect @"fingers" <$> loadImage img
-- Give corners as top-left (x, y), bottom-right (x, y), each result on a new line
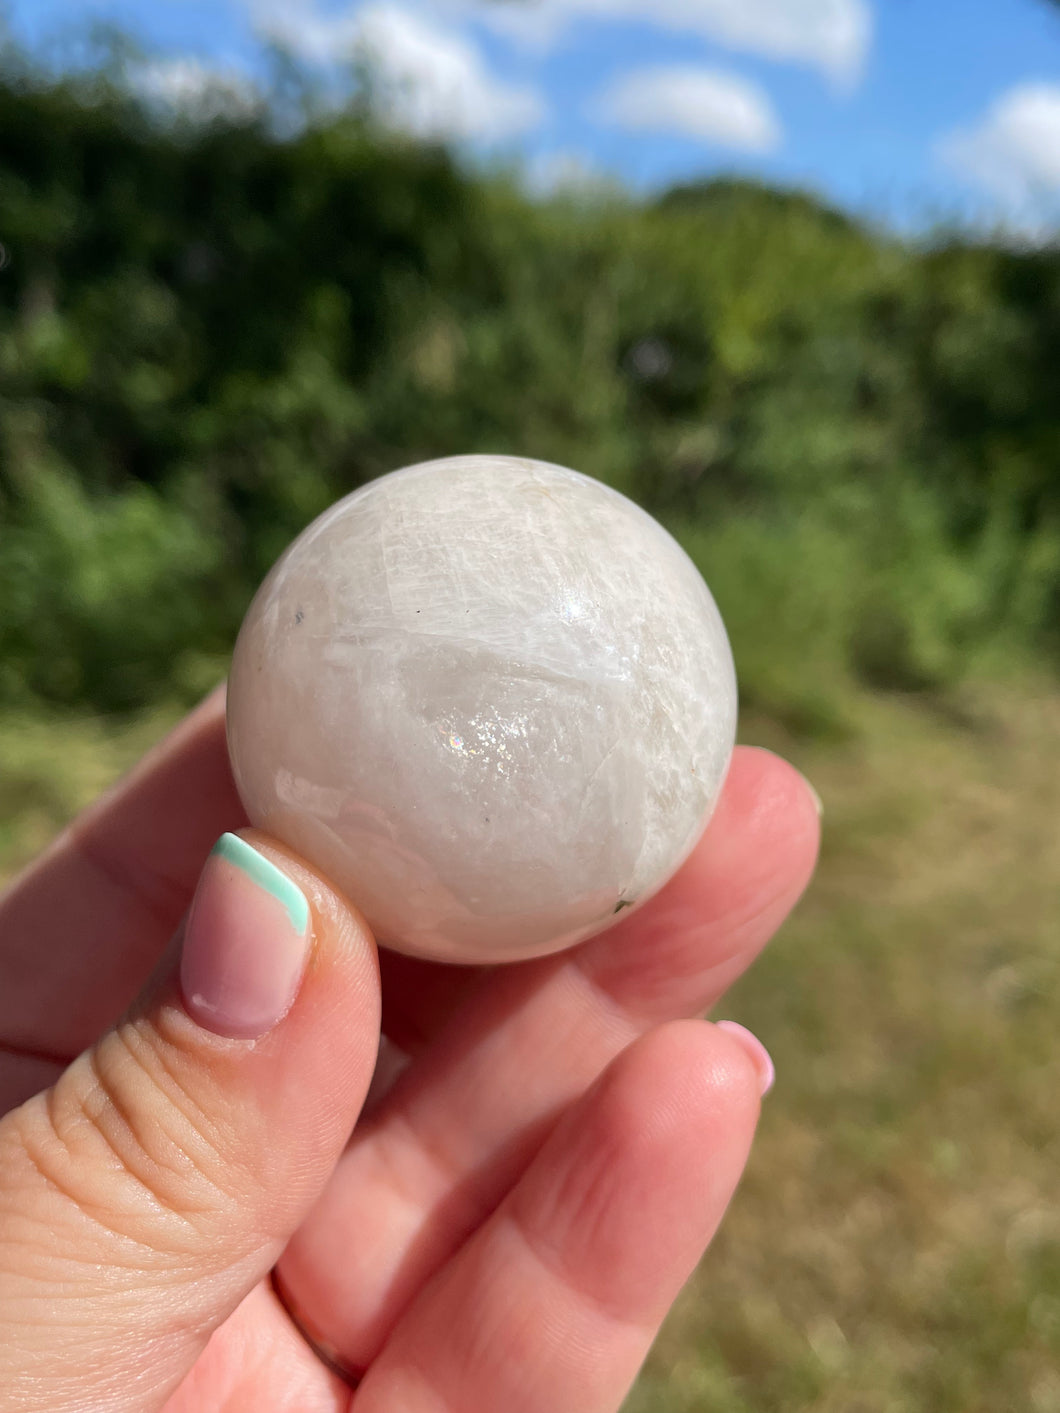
top-left (161, 1283), bottom-right (351, 1413)
top-left (354, 1021), bottom-right (764, 1413)
top-left (0, 687), bottom-right (247, 1059)
top-left (0, 832), bottom-right (380, 1413)
top-left (277, 747), bottom-right (818, 1369)
top-left (377, 948), bottom-right (487, 1056)
top-left (578, 746), bottom-right (822, 1018)
top-left (0, 1050), bottom-right (65, 1115)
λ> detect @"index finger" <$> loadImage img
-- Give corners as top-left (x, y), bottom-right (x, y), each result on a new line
top-left (0, 687), bottom-right (247, 1060)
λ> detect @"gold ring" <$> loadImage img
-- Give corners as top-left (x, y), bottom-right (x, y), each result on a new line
top-left (270, 1268), bottom-right (366, 1390)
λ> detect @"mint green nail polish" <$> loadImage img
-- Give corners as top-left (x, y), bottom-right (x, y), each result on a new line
top-left (211, 833), bottom-right (310, 934)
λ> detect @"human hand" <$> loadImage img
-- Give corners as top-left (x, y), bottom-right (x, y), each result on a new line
top-left (0, 688), bottom-right (819, 1412)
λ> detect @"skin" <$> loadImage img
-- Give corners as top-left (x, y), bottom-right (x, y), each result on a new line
top-left (0, 687), bottom-right (819, 1412)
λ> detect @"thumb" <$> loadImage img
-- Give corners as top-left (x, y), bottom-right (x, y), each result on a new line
top-left (0, 831), bottom-right (380, 1413)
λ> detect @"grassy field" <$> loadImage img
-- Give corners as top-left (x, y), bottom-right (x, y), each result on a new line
top-left (1, 685), bottom-right (1056, 1412)
top-left (635, 684), bottom-right (1060, 1413)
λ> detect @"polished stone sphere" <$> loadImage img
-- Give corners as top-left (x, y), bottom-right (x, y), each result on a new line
top-left (226, 455), bottom-right (736, 963)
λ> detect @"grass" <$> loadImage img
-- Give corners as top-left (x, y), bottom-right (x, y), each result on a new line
top-left (1, 684), bottom-right (1057, 1411)
top-left (0, 702), bottom-right (185, 876)
top-left (632, 683), bottom-right (1060, 1413)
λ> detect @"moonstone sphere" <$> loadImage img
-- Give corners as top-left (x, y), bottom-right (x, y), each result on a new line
top-left (226, 455), bottom-right (736, 963)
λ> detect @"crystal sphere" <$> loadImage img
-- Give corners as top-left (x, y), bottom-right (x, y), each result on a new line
top-left (226, 455), bottom-right (736, 963)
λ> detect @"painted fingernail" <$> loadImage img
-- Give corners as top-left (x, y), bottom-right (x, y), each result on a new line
top-left (717, 1021), bottom-right (776, 1096)
top-left (181, 833), bottom-right (311, 1039)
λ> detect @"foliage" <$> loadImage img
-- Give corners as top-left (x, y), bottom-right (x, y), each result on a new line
top-left (0, 56), bottom-right (1058, 722)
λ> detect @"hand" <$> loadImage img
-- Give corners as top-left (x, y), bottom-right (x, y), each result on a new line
top-left (0, 687), bottom-right (819, 1412)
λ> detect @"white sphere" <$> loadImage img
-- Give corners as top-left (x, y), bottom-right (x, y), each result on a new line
top-left (226, 455), bottom-right (736, 963)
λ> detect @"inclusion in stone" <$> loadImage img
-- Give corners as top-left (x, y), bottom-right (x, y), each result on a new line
top-left (226, 454), bottom-right (737, 963)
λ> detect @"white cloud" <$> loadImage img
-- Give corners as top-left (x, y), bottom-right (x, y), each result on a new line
top-left (475, 0), bottom-right (871, 86)
top-left (594, 65), bottom-right (781, 152)
top-left (130, 57), bottom-right (259, 117)
top-left (253, 1), bottom-right (545, 141)
top-left (252, 0), bottom-right (362, 62)
top-left (940, 83), bottom-right (1060, 232)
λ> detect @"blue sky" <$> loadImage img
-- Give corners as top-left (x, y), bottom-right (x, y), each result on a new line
top-left (7, 0), bottom-right (1060, 233)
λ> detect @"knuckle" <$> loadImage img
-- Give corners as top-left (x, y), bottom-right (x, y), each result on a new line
top-left (1, 1020), bottom-right (239, 1263)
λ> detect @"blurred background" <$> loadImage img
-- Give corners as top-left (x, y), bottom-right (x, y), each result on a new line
top-left (0, 1), bottom-right (1058, 1408)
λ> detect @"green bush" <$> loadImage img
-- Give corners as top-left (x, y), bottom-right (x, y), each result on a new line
top-left (0, 50), bottom-right (1058, 720)
top-left (0, 458), bottom-right (226, 708)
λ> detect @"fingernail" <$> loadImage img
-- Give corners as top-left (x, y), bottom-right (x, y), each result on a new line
top-left (798, 771), bottom-right (823, 817)
top-left (181, 833), bottom-right (311, 1039)
top-left (717, 1021), bottom-right (775, 1096)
